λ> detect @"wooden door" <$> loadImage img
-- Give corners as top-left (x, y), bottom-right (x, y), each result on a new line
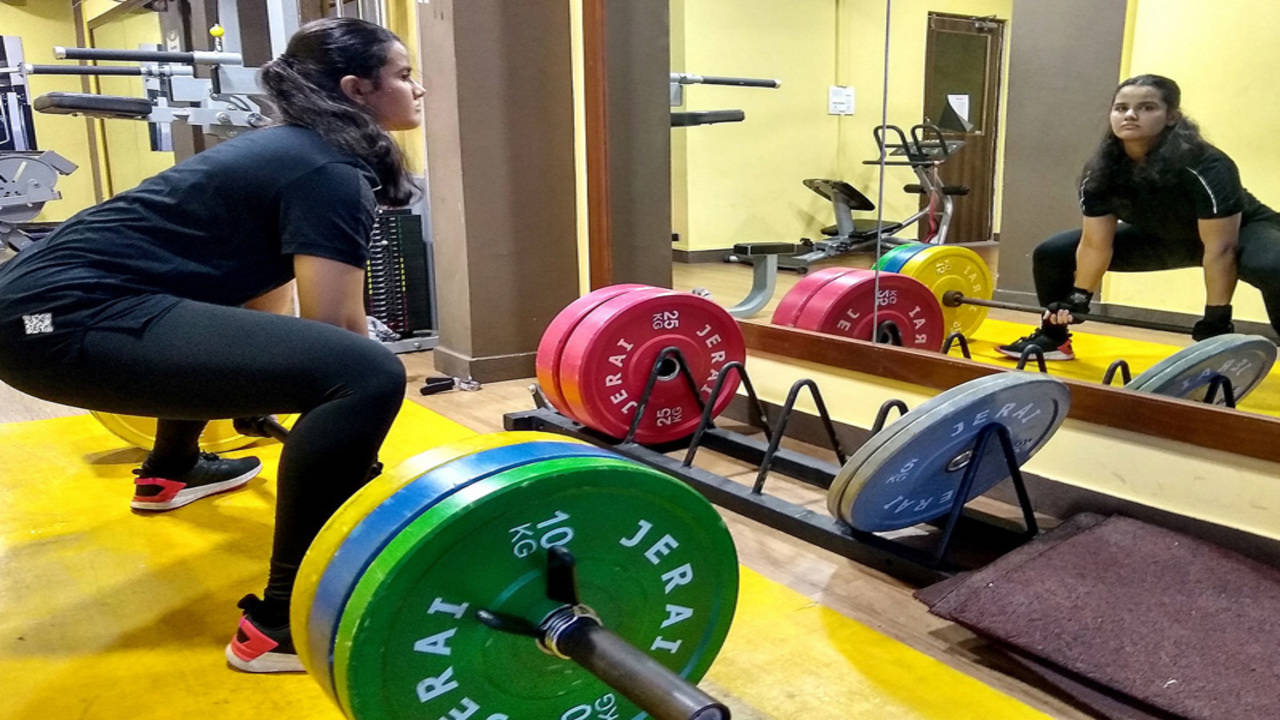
top-left (922, 13), bottom-right (1005, 244)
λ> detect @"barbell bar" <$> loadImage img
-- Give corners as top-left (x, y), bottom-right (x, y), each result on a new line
top-left (940, 290), bottom-right (1194, 336)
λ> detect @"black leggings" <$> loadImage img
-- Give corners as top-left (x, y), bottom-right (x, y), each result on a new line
top-left (1033, 221), bottom-right (1280, 335)
top-left (0, 299), bottom-right (406, 612)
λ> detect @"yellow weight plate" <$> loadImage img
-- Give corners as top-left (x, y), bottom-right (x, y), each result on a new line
top-left (290, 430), bottom-right (587, 678)
top-left (91, 412), bottom-right (297, 453)
top-left (898, 245), bottom-right (994, 339)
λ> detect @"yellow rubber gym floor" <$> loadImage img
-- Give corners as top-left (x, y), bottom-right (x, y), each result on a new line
top-left (0, 401), bottom-right (1049, 719)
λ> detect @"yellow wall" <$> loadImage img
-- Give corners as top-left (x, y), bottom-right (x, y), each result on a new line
top-left (89, 11), bottom-right (174, 197)
top-left (673, 0), bottom-right (1012, 253)
top-left (387, 0), bottom-right (426, 176)
top-left (1, 3), bottom-right (98, 220)
top-left (1103, 1), bottom-right (1280, 324)
top-left (570, 0), bottom-right (589, 294)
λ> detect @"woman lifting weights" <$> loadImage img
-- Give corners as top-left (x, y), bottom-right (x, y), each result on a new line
top-left (998, 74), bottom-right (1280, 360)
top-left (0, 18), bottom-right (424, 672)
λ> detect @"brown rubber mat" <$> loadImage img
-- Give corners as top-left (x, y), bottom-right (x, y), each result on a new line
top-left (917, 513), bottom-right (1280, 720)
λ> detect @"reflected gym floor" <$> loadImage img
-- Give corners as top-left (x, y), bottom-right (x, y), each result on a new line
top-left (672, 258), bottom-right (1280, 419)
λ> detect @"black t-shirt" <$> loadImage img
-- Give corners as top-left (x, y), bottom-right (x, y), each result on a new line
top-left (1079, 144), bottom-right (1280, 243)
top-left (0, 125), bottom-right (378, 336)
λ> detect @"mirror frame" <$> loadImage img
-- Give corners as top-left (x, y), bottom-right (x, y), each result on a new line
top-left (580, 2), bottom-right (1280, 465)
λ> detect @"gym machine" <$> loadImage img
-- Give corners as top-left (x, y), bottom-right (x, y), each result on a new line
top-left (1, 36), bottom-right (78, 255)
top-left (780, 123), bottom-right (969, 270)
top-left (669, 71), bottom-right (780, 128)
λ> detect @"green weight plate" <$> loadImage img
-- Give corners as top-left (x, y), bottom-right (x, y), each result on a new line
top-left (333, 457), bottom-right (739, 720)
top-left (1127, 334), bottom-right (1277, 404)
top-left (879, 242), bottom-right (929, 273)
top-left (825, 373), bottom-right (1013, 520)
top-left (871, 243), bottom-right (923, 271)
top-left (307, 440), bottom-right (620, 701)
top-left (831, 374), bottom-right (1070, 532)
top-left (292, 431), bottom-right (589, 680)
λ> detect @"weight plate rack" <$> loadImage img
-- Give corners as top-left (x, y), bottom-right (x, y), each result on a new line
top-left (506, 349), bottom-right (1041, 587)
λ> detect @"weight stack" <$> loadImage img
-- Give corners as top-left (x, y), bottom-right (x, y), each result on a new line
top-left (364, 208), bottom-right (436, 352)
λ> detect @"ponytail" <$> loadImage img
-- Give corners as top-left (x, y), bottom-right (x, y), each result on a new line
top-left (259, 18), bottom-right (417, 207)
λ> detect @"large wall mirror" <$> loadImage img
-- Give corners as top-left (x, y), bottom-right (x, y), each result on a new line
top-left (669, 0), bottom-right (1280, 427)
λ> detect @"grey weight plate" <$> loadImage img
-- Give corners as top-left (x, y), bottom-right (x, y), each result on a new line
top-left (1125, 334), bottom-right (1239, 391)
top-left (1128, 334), bottom-right (1276, 404)
top-left (835, 373), bottom-right (1071, 532)
top-left (0, 156), bottom-right (58, 224)
top-left (825, 373), bottom-right (1029, 521)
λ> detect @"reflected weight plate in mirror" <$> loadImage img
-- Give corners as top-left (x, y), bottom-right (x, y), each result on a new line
top-left (332, 456), bottom-right (739, 720)
top-left (896, 245), bottom-right (994, 339)
top-left (770, 266), bottom-right (862, 326)
top-left (559, 289), bottom-right (745, 444)
top-left (1126, 334), bottom-right (1277, 404)
top-left (876, 242), bottom-right (928, 273)
top-left (536, 284), bottom-right (651, 422)
top-left (829, 373), bottom-right (1071, 532)
top-left (303, 438), bottom-right (620, 700)
top-left (794, 269), bottom-right (946, 350)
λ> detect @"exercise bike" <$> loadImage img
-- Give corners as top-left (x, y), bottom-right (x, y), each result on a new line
top-left (777, 123), bottom-right (969, 271)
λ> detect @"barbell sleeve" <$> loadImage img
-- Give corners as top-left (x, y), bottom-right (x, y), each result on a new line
top-left (941, 290), bottom-right (1193, 335)
top-left (552, 616), bottom-right (730, 720)
top-left (55, 46), bottom-right (242, 66)
top-left (24, 64), bottom-right (194, 77)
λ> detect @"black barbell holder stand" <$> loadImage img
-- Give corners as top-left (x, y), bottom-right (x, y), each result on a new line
top-left (1204, 374), bottom-right (1237, 408)
top-left (1015, 345), bottom-right (1048, 373)
top-left (1101, 359), bottom-right (1132, 387)
top-left (870, 399), bottom-right (910, 434)
top-left (752, 378), bottom-right (848, 494)
top-left (930, 422), bottom-right (1039, 565)
top-left (942, 332), bottom-right (972, 359)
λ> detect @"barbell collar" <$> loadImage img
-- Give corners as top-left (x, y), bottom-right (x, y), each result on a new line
top-left (550, 609), bottom-right (731, 720)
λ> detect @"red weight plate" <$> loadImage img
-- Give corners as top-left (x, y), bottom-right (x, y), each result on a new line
top-left (536, 283), bottom-right (650, 420)
top-left (560, 289), bottom-right (746, 444)
top-left (794, 269), bottom-right (945, 350)
top-left (770, 267), bottom-right (862, 327)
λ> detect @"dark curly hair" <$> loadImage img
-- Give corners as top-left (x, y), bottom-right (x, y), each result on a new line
top-left (1080, 74), bottom-right (1210, 194)
top-left (258, 18), bottom-right (417, 207)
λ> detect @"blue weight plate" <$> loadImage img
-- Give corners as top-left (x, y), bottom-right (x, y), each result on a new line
top-left (880, 242), bottom-right (929, 273)
top-left (825, 374), bottom-right (1016, 520)
top-left (1127, 334), bottom-right (1276, 404)
top-left (308, 441), bottom-right (619, 698)
top-left (834, 373), bottom-right (1071, 532)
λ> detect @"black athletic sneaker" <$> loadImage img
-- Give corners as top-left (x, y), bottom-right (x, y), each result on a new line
top-left (131, 452), bottom-right (262, 511)
top-left (995, 328), bottom-right (1076, 361)
top-left (225, 594), bottom-right (304, 673)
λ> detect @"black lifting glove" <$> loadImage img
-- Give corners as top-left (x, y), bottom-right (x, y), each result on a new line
top-left (1044, 287), bottom-right (1094, 325)
top-left (1192, 304), bottom-right (1234, 341)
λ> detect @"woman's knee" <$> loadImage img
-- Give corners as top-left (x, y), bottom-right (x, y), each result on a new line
top-left (357, 345), bottom-right (407, 405)
top-left (1033, 229), bottom-right (1082, 268)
